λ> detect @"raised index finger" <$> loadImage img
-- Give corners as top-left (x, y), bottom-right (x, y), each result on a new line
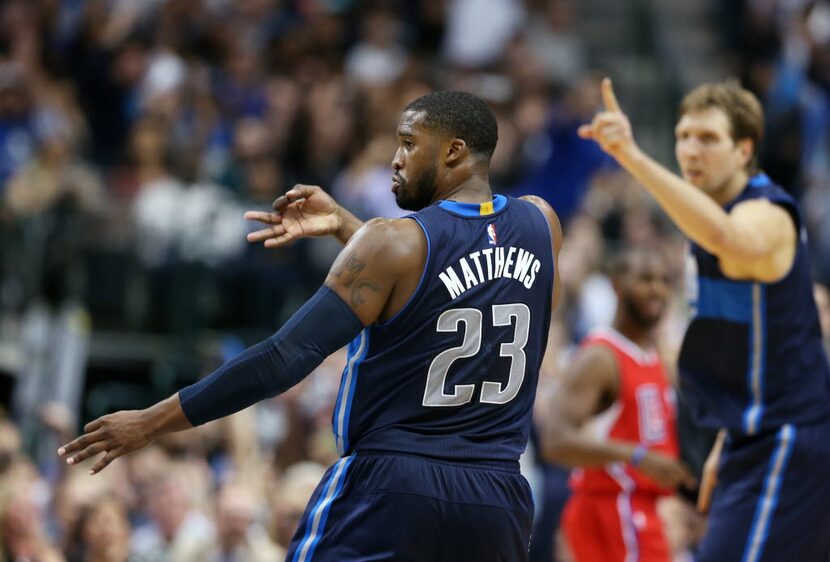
top-left (601, 77), bottom-right (622, 113)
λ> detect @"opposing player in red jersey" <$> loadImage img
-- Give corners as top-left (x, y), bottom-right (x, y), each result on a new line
top-left (543, 248), bottom-right (695, 562)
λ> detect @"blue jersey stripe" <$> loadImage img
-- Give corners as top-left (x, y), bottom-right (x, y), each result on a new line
top-left (695, 277), bottom-right (754, 322)
top-left (293, 455), bottom-right (355, 562)
top-left (741, 425), bottom-right (795, 562)
top-left (334, 331), bottom-right (369, 455)
top-left (743, 284), bottom-right (765, 434)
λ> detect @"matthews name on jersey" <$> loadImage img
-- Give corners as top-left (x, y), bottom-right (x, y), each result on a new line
top-left (438, 244), bottom-right (544, 299)
top-left (331, 194), bottom-right (555, 463)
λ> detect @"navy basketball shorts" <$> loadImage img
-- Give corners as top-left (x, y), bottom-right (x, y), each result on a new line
top-left (696, 416), bottom-right (830, 562)
top-left (285, 452), bottom-right (535, 562)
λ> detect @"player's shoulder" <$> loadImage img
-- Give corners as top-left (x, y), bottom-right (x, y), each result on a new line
top-left (352, 217), bottom-right (426, 263)
top-left (565, 339), bottom-right (620, 390)
top-left (517, 195), bottom-right (563, 250)
top-left (360, 216), bottom-right (424, 240)
top-left (741, 174), bottom-right (799, 210)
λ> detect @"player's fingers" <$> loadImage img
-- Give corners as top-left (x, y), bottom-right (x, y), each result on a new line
top-left (593, 111), bottom-right (622, 126)
top-left (66, 441), bottom-right (109, 466)
top-left (673, 460), bottom-right (696, 483)
top-left (89, 449), bottom-right (121, 475)
top-left (271, 194), bottom-right (291, 211)
top-left (577, 124), bottom-right (594, 139)
top-left (273, 185), bottom-right (317, 211)
top-left (285, 184), bottom-right (319, 202)
top-left (264, 234), bottom-right (296, 248)
top-left (247, 225), bottom-right (285, 242)
top-left (58, 429), bottom-right (103, 457)
top-left (681, 468), bottom-right (698, 489)
top-left (601, 77), bottom-right (622, 113)
top-left (83, 417), bottom-right (103, 433)
top-left (244, 210), bottom-right (282, 225)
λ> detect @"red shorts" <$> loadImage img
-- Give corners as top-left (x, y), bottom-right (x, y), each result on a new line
top-left (562, 491), bottom-right (671, 562)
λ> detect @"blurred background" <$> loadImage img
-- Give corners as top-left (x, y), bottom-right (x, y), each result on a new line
top-left (0, 0), bottom-right (828, 561)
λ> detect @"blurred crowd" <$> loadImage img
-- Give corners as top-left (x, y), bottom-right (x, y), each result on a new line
top-left (0, 0), bottom-right (828, 561)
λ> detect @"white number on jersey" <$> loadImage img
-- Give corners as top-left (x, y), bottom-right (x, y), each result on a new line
top-left (423, 304), bottom-right (530, 407)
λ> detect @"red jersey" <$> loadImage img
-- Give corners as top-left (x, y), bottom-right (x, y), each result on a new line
top-left (569, 327), bottom-right (679, 496)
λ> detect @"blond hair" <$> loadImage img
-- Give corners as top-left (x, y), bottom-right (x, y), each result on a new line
top-left (679, 81), bottom-right (764, 172)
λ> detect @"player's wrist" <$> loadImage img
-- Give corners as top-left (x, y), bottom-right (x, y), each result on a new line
top-left (335, 207), bottom-right (363, 244)
top-left (145, 394), bottom-right (192, 439)
top-left (616, 142), bottom-right (643, 169)
top-left (630, 444), bottom-right (648, 467)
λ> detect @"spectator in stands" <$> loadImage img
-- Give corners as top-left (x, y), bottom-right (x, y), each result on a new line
top-left (66, 494), bottom-right (133, 562)
top-left (268, 462), bottom-right (326, 553)
top-left (205, 481), bottom-right (283, 562)
top-left (130, 466), bottom-right (214, 562)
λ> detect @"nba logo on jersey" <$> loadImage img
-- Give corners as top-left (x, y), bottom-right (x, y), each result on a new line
top-left (487, 224), bottom-right (497, 245)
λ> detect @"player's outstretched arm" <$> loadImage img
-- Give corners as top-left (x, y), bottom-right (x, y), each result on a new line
top-left (245, 184), bottom-right (364, 248)
top-left (59, 219), bottom-right (420, 475)
top-left (542, 345), bottom-right (695, 489)
top-left (579, 79), bottom-right (795, 282)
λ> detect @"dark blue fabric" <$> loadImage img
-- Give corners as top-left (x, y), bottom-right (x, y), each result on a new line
top-left (179, 286), bottom-right (363, 426)
top-left (696, 417), bottom-right (830, 561)
top-left (678, 173), bottom-right (830, 434)
top-left (286, 453), bottom-right (534, 562)
top-left (332, 196), bottom-right (555, 463)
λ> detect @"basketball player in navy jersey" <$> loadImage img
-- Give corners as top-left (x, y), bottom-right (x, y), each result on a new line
top-left (58, 91), bottom-right (563, 561)
top-left (579, 79), bottom-right (830, 561)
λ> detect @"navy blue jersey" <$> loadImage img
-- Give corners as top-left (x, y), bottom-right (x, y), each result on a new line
top-left (679, 174), bottom-right (830, 435)
top-left (331, 195), bottom-right (555, 463)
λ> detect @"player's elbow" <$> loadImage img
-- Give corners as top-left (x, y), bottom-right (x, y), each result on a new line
top-left (699, 223), bottom-right (732, 257)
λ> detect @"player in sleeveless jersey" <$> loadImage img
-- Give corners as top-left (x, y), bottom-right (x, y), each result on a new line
top-left (59, 91), bottom-right (563, 562)
top-left (580, 79), bottom-right (830, 561)
top-left (544, 249), bottom-right (692, 562)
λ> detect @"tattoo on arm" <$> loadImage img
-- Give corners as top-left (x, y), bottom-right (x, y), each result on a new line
top-left (350, 279), bottom-right (380, 307)
top-left (333, 252), bottom-right (366, 288)
top-left (333, 251), bottom-right (382, 308)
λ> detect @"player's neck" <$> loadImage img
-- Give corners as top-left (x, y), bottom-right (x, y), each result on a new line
top-left (612, 316), bottom-right (655, 351)
top-left (712, 169), bottom-right (749, 206)
top-left (436, 175), bottom-right (493, 204)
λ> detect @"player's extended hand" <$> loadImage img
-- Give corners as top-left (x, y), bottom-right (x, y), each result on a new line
top-left (245, 184), bottom-right (341, 248)
top-left (577, 78), bottom-right (637, 162)
top-left (637, 450), bottom-right (697, 490)
top-left (58, 410), bottom-right (153, 475)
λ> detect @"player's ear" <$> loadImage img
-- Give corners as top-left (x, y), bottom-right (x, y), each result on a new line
top-left (445, 138), bottom-right (467, 166)
top-left (736, 138), bottom-right (753, 168)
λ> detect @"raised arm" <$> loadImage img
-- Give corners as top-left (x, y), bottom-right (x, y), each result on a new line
top-left (580, 79), bottom-right (796, 282)
top-left (59, 218), bottom-right (422, 474)
top-left (245, 184), bottom-right (364, 248)
top-left (542, 344), bottom-right (695, 489)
